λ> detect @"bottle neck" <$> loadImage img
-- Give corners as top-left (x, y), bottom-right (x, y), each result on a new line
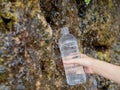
top-left (62, 33), bottom-right (69, 36)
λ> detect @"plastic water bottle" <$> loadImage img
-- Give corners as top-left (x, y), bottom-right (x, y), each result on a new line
top-left (58, 27), bottom-right (86, 85)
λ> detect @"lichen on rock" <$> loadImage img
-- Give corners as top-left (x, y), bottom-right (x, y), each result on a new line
top-left (0, 0), bottom-right (120, 90)
top-left (0, 0), bottom-right (54, 89)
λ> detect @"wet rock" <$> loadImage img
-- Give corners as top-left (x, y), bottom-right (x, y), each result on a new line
top-left (0, 0), bottom-right (53, 90)
top-left (15, 79), bottom-right (25, 90)
top-left (76, 0), bottom-right (87, 18)
top-left (0, 0), bottom-right (120, 90)
top-left (0, 65), bottom-right (6, 74)
top-left (16, 84), bottom-right (25, 90)
top-left (0, 84), bottom-right (10, 90)
top-left (0, 50), bottom-right (3, 56)
top-left (86, 75), bottom-right (98, 90)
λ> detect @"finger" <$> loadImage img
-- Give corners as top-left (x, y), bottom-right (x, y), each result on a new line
top-left (63, 53), bottom-right (87, 60)
top-left (83, 67), bottom-right (93, 74)
top-left (70, 52), bottom-right (80, 56)
top-left (63, 59), bottom-right (79, 64)
top-left (63, 55), bottom-right (74, 60)
top-left (70, 53), bottom-right (86, 58)
top-left (80, 53), bottom-right (87, 58)
top-left (84, 67), bottom-right (90, 74)
top-left (63, 53), bottom-right (80, 60)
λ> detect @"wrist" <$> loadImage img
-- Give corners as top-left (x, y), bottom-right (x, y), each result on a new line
top-left (90, 58), bottom-right (98, 74)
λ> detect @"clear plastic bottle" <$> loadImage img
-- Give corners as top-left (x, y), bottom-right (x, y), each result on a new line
top-left (58, 27), bottom-right (86, 85)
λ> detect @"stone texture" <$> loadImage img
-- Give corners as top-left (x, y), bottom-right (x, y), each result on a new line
top-left (0, 0), bottom-right (120, 90)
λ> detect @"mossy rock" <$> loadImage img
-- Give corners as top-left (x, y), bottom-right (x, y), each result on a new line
top-left (96, 50), bottom-right (111, 62)
top-left (84, 29), bottom-right (115, 48)
top-left (0, 73), bottom-right (7, 83)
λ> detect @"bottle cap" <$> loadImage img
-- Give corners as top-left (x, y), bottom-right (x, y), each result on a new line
top-left (61, 27), bottom-right (69, 35)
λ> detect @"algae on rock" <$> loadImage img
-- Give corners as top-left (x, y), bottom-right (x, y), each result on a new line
top-left (0, 0), bottom-right (120, 90)
top-left (0, 0), bottom-right (54, 90)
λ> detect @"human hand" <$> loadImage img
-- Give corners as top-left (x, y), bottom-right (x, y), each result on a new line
top-left (63, 53), bottom-right (120, 84)
top-left (63, 53), bottom-right (96, 74)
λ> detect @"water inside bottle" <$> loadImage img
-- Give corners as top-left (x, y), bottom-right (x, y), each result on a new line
top-left (60, 41), bottom-right (86, 85)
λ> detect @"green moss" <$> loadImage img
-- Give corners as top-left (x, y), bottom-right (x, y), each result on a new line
top-left (0, 1), bottom-right (18, 31)
top-left (0, 11), bottom-right (17, 31)
top-left (85, 0), bottom-right (91, 5)
top-left (97, 52), bottom-right (104, 60)
top-left (96, 30), bottom-right (114, 47)
top-left (0, 73), bottom-right (7, 83)
top-left (108, 0), bottom-right (114, 9)
top-left (82, 0), bottom-right (115, 51)
top-left (115, 51), bottom-right (120, 54)
top-left (1, 12), bottom-right (12, 19)
top-left (96, 51), bottom-right (111, 62)
top-left (0, 17), bottom-right (3, 23)
top-left (0, 0), bottom-right (118, 89)
top-left (14, 1), bottom-right (24, 8)
top-left (0, 58), bottom-right (4, 64)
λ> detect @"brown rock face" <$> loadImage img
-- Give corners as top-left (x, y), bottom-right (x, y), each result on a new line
top-left (0, 0), bottom-right (120, 90)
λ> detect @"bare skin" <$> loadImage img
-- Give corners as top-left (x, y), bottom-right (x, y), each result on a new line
top-left (63, 53), bottom-right (120, 84)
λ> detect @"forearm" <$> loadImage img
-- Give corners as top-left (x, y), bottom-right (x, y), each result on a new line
top-left (91, 59), bottom-right (120, 84)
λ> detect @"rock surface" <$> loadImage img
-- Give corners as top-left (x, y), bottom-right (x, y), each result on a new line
top-left (0, 0), bottom-right (120, 90)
